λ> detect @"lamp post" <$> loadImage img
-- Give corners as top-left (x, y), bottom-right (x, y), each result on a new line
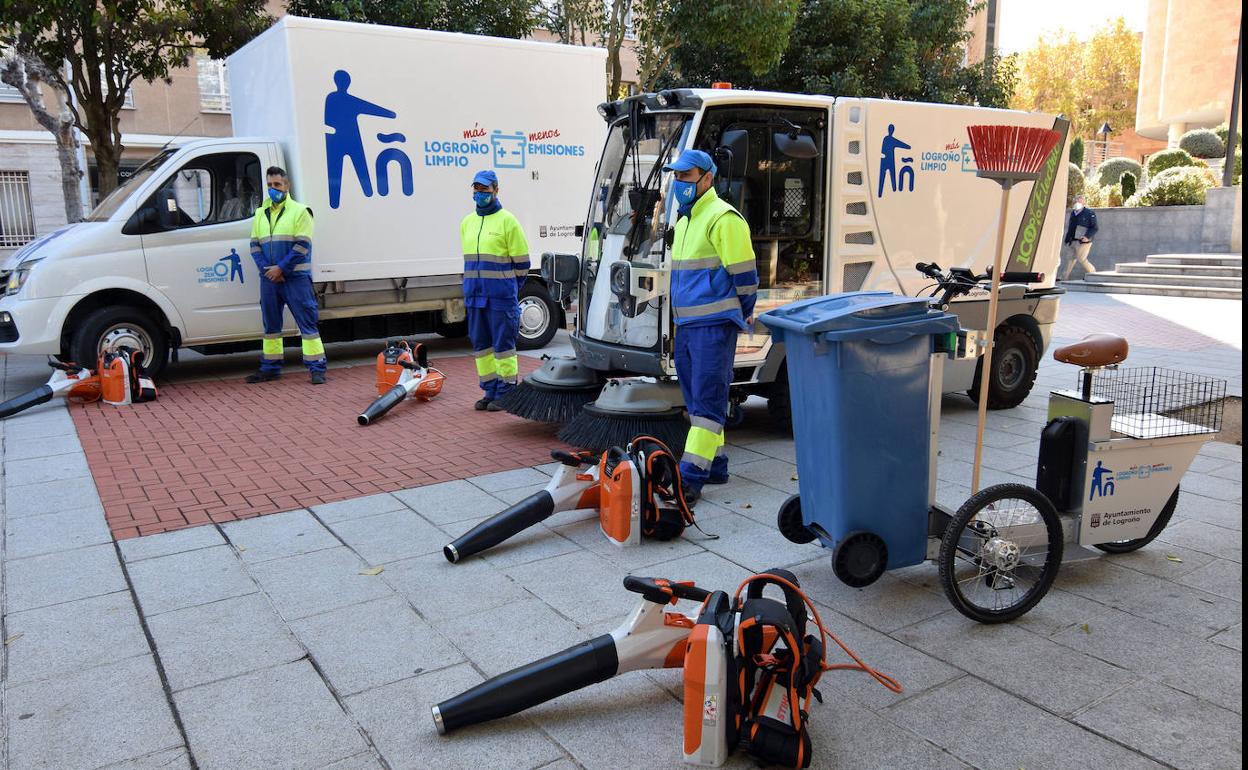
top-left (1099, 122), bottom-right (1112, 165)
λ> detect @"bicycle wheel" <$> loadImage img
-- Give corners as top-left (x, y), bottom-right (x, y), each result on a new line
top-left (938, 483), bottom-right (1064, 623)
top-left (1093, 486), bottom-right (1180, 554)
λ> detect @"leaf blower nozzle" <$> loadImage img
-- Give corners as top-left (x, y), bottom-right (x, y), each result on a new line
top-left (442, 490), bottom-right (556, 563)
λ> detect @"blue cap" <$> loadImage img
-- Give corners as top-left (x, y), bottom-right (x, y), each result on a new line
top-left (663, 149), bottom-right (715, 173)
top-left (472, 170), bottom-right (498, 187)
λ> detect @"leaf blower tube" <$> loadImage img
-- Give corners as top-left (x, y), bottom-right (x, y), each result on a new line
top-left (358, 382), bottom-right (410, 425)
top-left (0, 384), bottom-right (54, 419)
top-left (432, 633), bottom-right (619, 734)
top-left (443, 491), bottom-right (555, 563)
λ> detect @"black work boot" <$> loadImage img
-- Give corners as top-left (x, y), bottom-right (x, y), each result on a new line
top-left (310, 371), bottom-right (327, 385)
top-left (474, 398), bottom-right (492, 411)
top-left (245, 371), bottom-right (281, 384)
top-left (486, 401), bottom-right (506, 412)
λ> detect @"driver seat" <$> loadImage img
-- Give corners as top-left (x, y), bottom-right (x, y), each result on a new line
top-left (1052, 333), bottom-right (1128, 368)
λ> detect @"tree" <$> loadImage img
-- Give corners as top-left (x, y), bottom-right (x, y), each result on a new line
top-left (0, 49), bottom-right (84, 222)
top-left (540, 0), bottom-right (603, 47)
top-left (288, 0), bottom-right (540, 40)
top-left (1012, 18), bottom-right (1141, 139)
top-left (669, 0), bottom-right (1014, 107)
top-left (1, 1), bottom-right (271, 198)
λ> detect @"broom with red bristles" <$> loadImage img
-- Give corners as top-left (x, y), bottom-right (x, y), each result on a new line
top-left (965, 124), bottom-right (1063, 493)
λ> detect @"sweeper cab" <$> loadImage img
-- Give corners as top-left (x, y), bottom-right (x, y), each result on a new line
top-left (523, 89), bottom-right (1071, 442)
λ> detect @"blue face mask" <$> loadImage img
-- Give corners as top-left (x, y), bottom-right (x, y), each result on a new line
top-left (268, 187), bottom-right (286, 204)
top-left (473, 191), bottom-right (494, 207)
top-left (672, 172), bottom-right (706, 209)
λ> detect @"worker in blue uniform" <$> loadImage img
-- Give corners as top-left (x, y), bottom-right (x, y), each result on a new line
top-left (664, 149), bottom-right (758, 499)
top-left (247, 166), bottom-right (327, 384)
top-left (460, 170), bottom-right (530, 410)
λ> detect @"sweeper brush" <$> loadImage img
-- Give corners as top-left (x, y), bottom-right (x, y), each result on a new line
top-left (495, 356), bottom-right (601, 423)
top-left (557, 378), bottom-right (688, 453)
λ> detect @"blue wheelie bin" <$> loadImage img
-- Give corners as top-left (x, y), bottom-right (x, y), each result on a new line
top-left (759, 292), bottom-right (959, 587)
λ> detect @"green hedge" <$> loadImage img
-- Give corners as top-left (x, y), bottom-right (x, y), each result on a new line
top-left (1147, 148), bottom-right (1196, 177)
top-left (1095, 157), bottom-right (1143, 187)
top-left (1128, 166), bottom-right (1211, 206)
top-left (1067, 162), bottom-right (1085, 207)
top-left (1179, 129), bottom-right (1226, 159)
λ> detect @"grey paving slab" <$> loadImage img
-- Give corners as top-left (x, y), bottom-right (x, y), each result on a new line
top-left (1105, 539), bottom-right (1220, 579)
top-left (729, 436), bottom-right (796, 462)
top-left (697, 476), bottom-right (794, 527)
top-left (127, 545), bottom-right (257, 616)
top-left (174, 660), bottom-right (369, 770)
top-left (393, 479), bottom-right (504, 525)
top-left (382, 550), bottom-right (531, 621)
top-left (697, 510), bottom-right (825, 572)
top-left (646, 549), bottom-right (763, 600)
top-left (327, 508), bottom-right (447, 565)
top-left (5, 654), bottom-right (184, 770)
top-left (249, 546), bottom-right (394, 620)
top-left (1210, 461), bottom-right (1242, 481)
top-left (1176, 557), bottom-right (1243, 602)
top-left (222, 509), bottom-right (341, 564)
top-left (312, 492), bottom-right (407, 524)
top-left (291, 595), bottom-right (463, 696)
top-left (1200, 440), bottom-right (1242, 462)
top-left (1173, 492), bottom-right (1241, 531)
top-left (440, 597), bottom-right (590, 677)
top-left (118, 525), bottom-right (226, 563)
top-left (1074, 679), bottom-right (1242, 770)
top-left (146, 592), bottom-right (305, 691)
top-left (466, 466), bottom-right (551, 493)
top-left (5, 542), bottom-right (126, 612)
top-left (786, 559), bottom-right (951, 634)
top-left (95, 747), bottom-right (193, 769)
top-left (2, 409), bottom-right (79, 440)
top-left (1157, 518), bottom-right (1241, 562)
top-left (315, 753), bottom-right (384, 770)
top-left (1051, 604), bottom-right (1242, 714)
top-left (5, 591), bottom-right (149, 686)
top-left (504, 550), bottom-right (638, 626)
top-left (3, 433), bottom-right (84, 460)
top-left (2, 476), bottom-right (102, 518)
top-left (4, 506), bottom-right (112, 559)
top-left (1210, 622), bottom-right (1241, 651)
top-left (1177, 471), bottom-right (1244, 502)
top-left (550, 515), bottom-right (705, 569)
top-left (895, 611), bottom-right (1137, 716)
top-left (718, 442), bottom-right (772, 466)
top-left (4, 451), bottom-right (91, 487)
top-left (730, 457), bottom-right (799, 494)
top-left (805, 692), bottom-right (972, 770)
top-left (1055, 557), bottom-right (1242, 637)
top-left (345, 664), bottom-right (562, 770)
top-left (891, 676), bottom-right (1162, 770)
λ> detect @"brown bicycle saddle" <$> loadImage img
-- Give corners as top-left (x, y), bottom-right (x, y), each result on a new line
top-left (1052, 333), bottom-right (1129, 367)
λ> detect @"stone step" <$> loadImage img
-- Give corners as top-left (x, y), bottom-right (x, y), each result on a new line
top-left (1115, 262), bottom-right (1243, 277)
top-left (1059, 280), bottom-right (1242, 300)
top-left (1085, 271), bottom-right (1242, 289)
top-left (1145, 253), bottom-right (1242, 267)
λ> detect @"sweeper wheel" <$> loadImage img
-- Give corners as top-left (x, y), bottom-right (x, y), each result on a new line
top-left (832, 531), bottom-right (888, 588)
top-left (777, 495), bottom-right (816, 544)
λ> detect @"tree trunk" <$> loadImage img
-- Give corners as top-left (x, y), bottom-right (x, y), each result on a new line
top-left (0, 54), bottom-right (85, 223)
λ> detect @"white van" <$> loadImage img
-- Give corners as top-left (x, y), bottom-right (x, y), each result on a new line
top-left (0, 16), bottom-right (605, 375)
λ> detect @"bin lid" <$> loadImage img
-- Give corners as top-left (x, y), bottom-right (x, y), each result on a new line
top-left (759, 291), bottom-right (958, 343)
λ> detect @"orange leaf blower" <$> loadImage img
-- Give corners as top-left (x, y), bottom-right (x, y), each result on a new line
top-left (0, 357), bottom-right (101, 419)
top-left (358, 340), bottom-right (445, 425)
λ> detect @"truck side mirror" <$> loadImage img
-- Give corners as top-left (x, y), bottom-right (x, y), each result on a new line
top-left (541, 252), bottom-right (581, 304)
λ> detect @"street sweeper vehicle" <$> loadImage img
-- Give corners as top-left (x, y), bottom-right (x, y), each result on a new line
top-left (0, 16), bottom-right (605, 377)
top-left (511, 88), bottom-right (1070, 448)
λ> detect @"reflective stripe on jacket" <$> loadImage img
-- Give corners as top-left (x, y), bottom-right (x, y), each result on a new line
top-left (670, 187), bottom-right (758, 328)
top-left (460, 209), bottom-right (530, 309)
top-left (249, 198), bottom-right (314, 276)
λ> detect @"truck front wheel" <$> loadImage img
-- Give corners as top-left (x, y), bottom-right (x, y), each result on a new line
top-left (71, 306), bottom-right (169, 379)
top-left (968, 323), bottom-right (1040, 410)
top-left (516, 282), bottom-right (559, 350)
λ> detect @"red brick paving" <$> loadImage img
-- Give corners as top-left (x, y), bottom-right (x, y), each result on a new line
top-left (70, 356), bottom-right (564, 539)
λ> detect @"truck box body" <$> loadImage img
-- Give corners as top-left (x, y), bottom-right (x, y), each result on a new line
top-left (228, 17), bottom-right (607, 283)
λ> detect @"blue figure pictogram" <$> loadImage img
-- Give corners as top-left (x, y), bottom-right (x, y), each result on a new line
top-left (878, 124), bottom-right (914, 197)
top-left (219, 248), bottom-right (244, 284)
top-left (1089, 460), bottom-right (1115, 500)
top-left (325, 70), bottom-right (398, 209)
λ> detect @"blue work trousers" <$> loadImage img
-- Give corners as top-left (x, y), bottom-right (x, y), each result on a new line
top-left (467, 305), bottom-right (519, 399)
top-left (259, 274), bottom-right (326, 374)
top-left (674, 321), bottom-right (736, 490)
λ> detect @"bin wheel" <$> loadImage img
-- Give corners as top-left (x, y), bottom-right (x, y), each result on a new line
top-left (832, 531), bottom-right (888, 588)
top-left (777, 495), bottom-right (816, 544)
top-left (938, 483), bottom-right (1063, 624)
top-left (725, 399), bottom-right (746, 429)
top-left (1093, 485), bottom-right (1180, 554)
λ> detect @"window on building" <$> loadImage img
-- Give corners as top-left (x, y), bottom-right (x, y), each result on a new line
top-left (0, 80), bottom-right (24, 103)
top-left (0, 171), bottom-right (37, 249)
top-left (197, 54), bottom-right (230, 113)
top-left (90, 66), bottom-right (134, 108)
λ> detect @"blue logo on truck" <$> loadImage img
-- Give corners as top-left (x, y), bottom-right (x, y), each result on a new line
top-left (877, 124), bottom-right (915, 197)
top-left (198, 249), bottom-right (245, 284)
top-left (325, 70), bottom-right (409, 209)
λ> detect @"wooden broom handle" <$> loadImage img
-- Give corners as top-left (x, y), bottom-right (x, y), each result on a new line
top-left (971, 182), bottom-right (1012, 494)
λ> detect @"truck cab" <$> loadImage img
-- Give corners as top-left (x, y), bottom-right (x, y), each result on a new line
top-left (558, 88), bottom-right (1067, 418)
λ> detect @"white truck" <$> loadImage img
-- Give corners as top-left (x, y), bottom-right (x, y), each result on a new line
top-left (533, 88), bottom-right (1071, 422)
top-left (0, 16), bottom-right (605, 375)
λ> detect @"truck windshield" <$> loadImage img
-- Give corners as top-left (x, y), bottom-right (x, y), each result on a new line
top-left (580, 112), bottom-right (689, 349)
top-left (86, 148), bottom-right (178, 222)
